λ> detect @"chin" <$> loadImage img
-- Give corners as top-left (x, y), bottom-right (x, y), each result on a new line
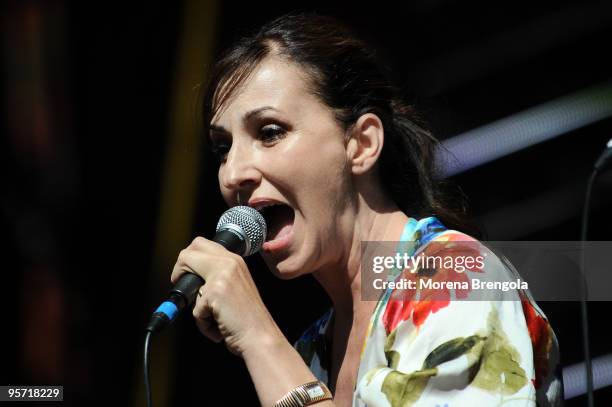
top-left (262, 252), bottom-right (310, 280)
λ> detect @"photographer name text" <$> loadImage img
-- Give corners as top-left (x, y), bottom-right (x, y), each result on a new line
top-left (372, 277), bottom-right (528, 291)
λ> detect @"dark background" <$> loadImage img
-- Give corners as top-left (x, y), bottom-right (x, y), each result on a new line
top-left (2, 0), bottom-right (611, 405)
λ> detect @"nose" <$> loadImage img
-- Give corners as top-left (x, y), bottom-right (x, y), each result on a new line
top-left (219, 141), bottom-right (261, 203)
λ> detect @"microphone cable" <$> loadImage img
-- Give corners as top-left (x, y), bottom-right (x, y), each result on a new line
top-left (580, 170), bottom-right (596, 407)
top-left (580, 137), bottom-right (612, 407)
top-left (144, 330), bottom-right (153, 407)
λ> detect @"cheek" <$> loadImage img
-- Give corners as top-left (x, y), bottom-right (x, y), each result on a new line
top-left (217, 170), bottom-right (233, 206)
top-left (278, 137), bottom-right (351, 210)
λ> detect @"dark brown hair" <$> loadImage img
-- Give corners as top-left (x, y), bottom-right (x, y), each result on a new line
top-left (202, 12), bottom-right (477, 235)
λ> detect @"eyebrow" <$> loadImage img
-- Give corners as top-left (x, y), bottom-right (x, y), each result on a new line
top-left (209, 106), bottom-right (280, 134)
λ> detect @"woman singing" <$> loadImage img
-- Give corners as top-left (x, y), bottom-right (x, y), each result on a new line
top-left (170, 13), bottom-right (563, 407)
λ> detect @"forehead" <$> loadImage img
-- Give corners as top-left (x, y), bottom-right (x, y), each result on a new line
top-left (211, 56), bottom-right (317, 125)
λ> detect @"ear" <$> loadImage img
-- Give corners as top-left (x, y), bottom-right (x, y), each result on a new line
top-left (346, 113), bottom-right (384, 175)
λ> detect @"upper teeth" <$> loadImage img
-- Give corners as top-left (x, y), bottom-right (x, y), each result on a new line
top-left (254, 202), bottom-right (280, 212)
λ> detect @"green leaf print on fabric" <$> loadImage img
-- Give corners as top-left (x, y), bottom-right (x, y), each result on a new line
top-left (380, 305), bottom-right (529, 406)
top-left (423, 335), bottom-right (487, 370)
top-left (381, 334), bottom-right (485, 406)
top-left (381, 368), bottom-right (438, 407)
top-left (386, 351), bottom-right (401, 370)
top-left (385, 329), bottom-right (397, 352)
top-left (385, 329), bottom-right (401, 369)
top-left (472, 305), bottom-right (528, 395)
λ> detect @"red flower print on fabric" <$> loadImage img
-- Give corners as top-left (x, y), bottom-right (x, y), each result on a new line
top-left (520, 292), bottom-right (552, 389)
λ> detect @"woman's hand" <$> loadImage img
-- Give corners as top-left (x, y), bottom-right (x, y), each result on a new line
top-left (171, 236), bottom-right (281, 357)
top-left (172, 237), bottom-right (334, 407)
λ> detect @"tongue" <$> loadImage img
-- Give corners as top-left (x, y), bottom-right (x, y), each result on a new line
top-left (271, 224), bottom-right (293, 241)
top-left (266, 205), bottom-right (294, 241)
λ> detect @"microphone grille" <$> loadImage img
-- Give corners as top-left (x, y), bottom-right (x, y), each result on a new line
top-left (216, 206), bottom-right (267, 256)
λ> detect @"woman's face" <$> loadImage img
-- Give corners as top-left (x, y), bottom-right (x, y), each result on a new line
top-left (209, 56), bottom-right (356, 278)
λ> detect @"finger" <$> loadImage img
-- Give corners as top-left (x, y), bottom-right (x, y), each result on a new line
top-left (169, 237), bottom-right (222, 284)
top-left (193, 287), bottom-right (223, 343)
top-left (170, 248), bottom-right (242, 284)
top-left (194, 317), bottom-right (224, 343)
top-left (170, 248), bottom-right (220, 284)
top-left (188, 236), bottom-right (230, 254)
top-left (170, 249), bottom-right (195, 284)
top-left (192, 286), bottom-right (211, 319)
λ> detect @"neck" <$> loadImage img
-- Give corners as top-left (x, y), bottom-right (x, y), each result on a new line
top-left (312, 196), bottom-right (409, 323)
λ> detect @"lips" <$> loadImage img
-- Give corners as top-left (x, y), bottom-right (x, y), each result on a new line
top-left (249, 199), bottom-right (296, 252)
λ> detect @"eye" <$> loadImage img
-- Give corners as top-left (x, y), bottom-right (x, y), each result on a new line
top-left (259, 124), bottom-right (286, 144)
top-left (210, 137), bottom-right (231, 163)
top-left (211, 144), bottom-right (230, 162)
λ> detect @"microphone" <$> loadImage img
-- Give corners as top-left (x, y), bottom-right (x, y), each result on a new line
top-left (146, 206), bottom-right (267, 333)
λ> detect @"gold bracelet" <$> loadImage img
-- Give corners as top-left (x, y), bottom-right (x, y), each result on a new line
top-left (273, 381), bottom-right (332, 407)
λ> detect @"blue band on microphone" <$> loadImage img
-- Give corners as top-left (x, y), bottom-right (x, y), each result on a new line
top-left (155, 301), bottom-right (178, 321)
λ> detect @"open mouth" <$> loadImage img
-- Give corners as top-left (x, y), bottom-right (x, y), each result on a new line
top-left (258, 203), bottom-right (295, 244)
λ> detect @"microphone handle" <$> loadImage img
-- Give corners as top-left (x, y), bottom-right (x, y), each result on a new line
top-left (146, 228), bottom-right (247, 333)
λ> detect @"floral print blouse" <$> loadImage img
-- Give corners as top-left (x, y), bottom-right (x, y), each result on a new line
top-left (295, 217), bottom-right (563, 406)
